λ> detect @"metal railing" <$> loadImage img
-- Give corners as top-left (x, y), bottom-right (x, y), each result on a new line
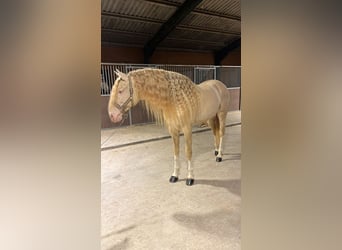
top-left (101, 63), bottom-right (241, 96)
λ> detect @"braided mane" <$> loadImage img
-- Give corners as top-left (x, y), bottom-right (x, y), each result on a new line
top-left (129, 68), bottom-right (200, 129)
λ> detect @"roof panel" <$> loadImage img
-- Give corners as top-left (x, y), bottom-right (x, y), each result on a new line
top-left (197, 0), bottom-right (240, 17)
top-left (169, 28), bottom-right (236, 42)
top-left (102, 16), bottom-right (161, 34)
top-left (160, 38), bottom-right (223, 51)
top-left (101, 0), bottom-right (241, 53)
top-left (102, 29), bottom-right (150, 47)
top-left (102, 0), bottom-right (177, 21)
top-left (181, 12), bottom-right (240, 33)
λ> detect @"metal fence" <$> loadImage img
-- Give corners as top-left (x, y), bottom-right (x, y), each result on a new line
top-left (101, 63), bottom-right (241, 96)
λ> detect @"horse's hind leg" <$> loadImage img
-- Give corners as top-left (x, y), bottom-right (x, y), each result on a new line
top-left (169, 129), bottom-right (180, 183)
top-left (208, 116), bottom-right (220, 157)
top-left (216, 111), bottom-right (228, 162)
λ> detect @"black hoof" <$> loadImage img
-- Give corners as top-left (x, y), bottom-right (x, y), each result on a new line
top-left (186, 179), bottom-right (194, 186)
top-left (169, 176), bottom-right (178, 183)
top-left (216, 157), bottom-right (222, 162)
top-left (215, 150), bottom-right (218, 156)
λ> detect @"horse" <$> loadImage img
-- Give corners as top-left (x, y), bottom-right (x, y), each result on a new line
top-left (108, 68), bottom-right (230, 186)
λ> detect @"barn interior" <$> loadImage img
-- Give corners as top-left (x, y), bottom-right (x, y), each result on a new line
top-left (101, 1), bottom-right (241, 249)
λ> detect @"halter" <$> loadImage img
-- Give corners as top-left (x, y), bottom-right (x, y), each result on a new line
top-left (114, 75), bottom-right (133, 122)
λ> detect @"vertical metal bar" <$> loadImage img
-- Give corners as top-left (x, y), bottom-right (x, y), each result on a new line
top-left (239, 86), bottom-right (241, 110)
top-left (128, 110), bottom-right (132, 126)
top-left (125, 65), bottom-right (133, 126)
top-left (104, 65), bottom-right (108, 95)
top-left (101, 64), bottom-right (105, 95)
top-left (107, 65), bottom-right (114, 95)
top-left (100, 64), bottom-right (104, 95)
top-left (108, 65), bottom-right (113, 95)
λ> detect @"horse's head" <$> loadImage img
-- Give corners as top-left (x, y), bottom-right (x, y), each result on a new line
top-left (108, 70), bottom-right (134, 123)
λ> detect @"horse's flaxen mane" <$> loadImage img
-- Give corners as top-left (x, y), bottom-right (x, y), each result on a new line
top-left (128, 68), bottom-right (200, 128)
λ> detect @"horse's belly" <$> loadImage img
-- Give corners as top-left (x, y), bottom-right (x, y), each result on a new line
top-left (196, 100), bottom-right (220, 122)
top-left (195, 81), bottom-right (227, 123)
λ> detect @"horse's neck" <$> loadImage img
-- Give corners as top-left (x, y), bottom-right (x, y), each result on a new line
top-left (131, 72), bottom-right (171, 125)
top-left (132, 73), bottom-right (168, 107)
top-left (131, 71), bottom-right (202, 127)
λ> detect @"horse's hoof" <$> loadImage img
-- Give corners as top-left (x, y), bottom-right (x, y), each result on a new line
top-left (214, 150), bottom-right (218, 156)
top-left (169, 176), bottom-right (178, 183)
top-left (216, 157), bottom-right (222, 162)
top-left (186, 179), bottom-right (194, 186)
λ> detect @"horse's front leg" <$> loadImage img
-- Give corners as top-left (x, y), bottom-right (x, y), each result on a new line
top-left (169, 129), bottom-right (180, 183)
top-left (183, 126), bottom-right (194, 186)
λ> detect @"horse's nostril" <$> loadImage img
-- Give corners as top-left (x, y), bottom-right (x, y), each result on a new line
top-left (110, 112), bottom-right (120, 122)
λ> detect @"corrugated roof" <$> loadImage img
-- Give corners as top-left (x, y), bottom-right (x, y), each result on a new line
top-left (180, 12), bottom-right (240, 34)
top-left (102, 0), bottom-right (176, 21)
top-left (196, 0), bottom-right (240, 17)
top-left (102, 0), bottom-right (241, 55)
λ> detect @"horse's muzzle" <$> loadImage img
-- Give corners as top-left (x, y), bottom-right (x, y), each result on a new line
top-left (109, 112), bottom-right (123, 123)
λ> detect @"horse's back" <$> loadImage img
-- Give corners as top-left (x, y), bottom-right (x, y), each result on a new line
top-left (198, 79), bottom-right (230, 105)
top-left (199, 79), bottom-right (228, 90)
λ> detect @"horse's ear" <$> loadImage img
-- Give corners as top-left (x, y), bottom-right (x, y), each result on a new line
top-left (115, 69), bottom-right (128, 81)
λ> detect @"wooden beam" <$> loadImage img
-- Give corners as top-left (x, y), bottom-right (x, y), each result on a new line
top-left (214, 38), bottom-right (241, 65)
top-left (144, 0), bottom-right (204, 63)
top-left (177, 25), bottom-right (240, 37)
top-left (143, 0), bottom-right (241, 21)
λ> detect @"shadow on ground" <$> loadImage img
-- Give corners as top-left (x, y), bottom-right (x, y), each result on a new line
top-left (106, 237), bottom-right (130, 250)
top-left (172, 209), bottom-right (240, 239)
top-left (102, 225), bottom-right (136, 250)
top-left (193, 179), bottom-right (240, 196)
top-left (102, 224), bottom-right (137, 240)
top-left (222, 153), bottom-right (241, 161)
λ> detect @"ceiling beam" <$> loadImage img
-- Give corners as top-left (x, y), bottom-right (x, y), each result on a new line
top-left (143, 0), bottom-right (205, 63)
top-left (102, 11), bottom-right (161, 24)
top-left (102, 28), bottom-right (224, 47)
top-left (177, 25), bottom-right (240, 36)
top-left (101, 41), bottom-right (142, 48)
top-left (143, 0), bottom-right (241, 21)
top-left (192, 8), bottom-right (241, 21)
top-left (102, 12), bottom-right (240, 36)
top-left (164, 36), bottom-right (224, 46)
top-left (214, 38), bottom-right (241, 65)
top-left (102, 28), bottom-right (152, 37)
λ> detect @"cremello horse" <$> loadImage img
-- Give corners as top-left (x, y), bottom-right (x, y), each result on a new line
top-left (108, 68), bottom-right (230, 186)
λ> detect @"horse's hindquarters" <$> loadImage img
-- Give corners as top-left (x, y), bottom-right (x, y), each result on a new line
top-left (196, 84), bottom-right (223, 122)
